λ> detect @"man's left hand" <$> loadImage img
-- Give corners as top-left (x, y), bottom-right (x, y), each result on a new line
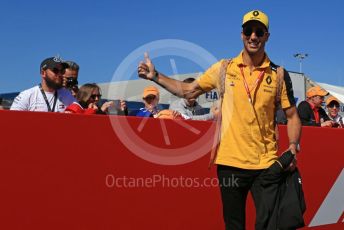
top-left (286, 143), bottom-right (298, 171)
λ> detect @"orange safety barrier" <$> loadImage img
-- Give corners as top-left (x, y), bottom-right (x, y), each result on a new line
top-left (0, 110), bottom-right (343, 229)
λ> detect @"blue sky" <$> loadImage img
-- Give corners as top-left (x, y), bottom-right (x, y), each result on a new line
top-left (1, 0), bottom-right (344, 93)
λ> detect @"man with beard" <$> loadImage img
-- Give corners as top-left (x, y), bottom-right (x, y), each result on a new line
top-left (11, 56), bottom-right (75, 112)
top-left (138, 10), bottom-right (301, 229)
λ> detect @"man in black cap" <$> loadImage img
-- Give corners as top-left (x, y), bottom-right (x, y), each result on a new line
top-left (10, 56), bottom-right (75, 112)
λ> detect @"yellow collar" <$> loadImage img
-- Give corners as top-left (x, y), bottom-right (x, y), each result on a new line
top-left (232, 51), bottom-right (271, 69)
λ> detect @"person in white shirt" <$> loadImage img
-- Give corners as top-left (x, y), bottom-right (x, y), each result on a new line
top-left (169, 78), bottom-right (218, 120)
top-left (10, 56), bottom-right (75, 112)
top-left (326, 96), bottom-right (343, 128)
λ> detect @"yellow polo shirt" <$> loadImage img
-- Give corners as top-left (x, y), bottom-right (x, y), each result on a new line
top-left (197, 51), bottom-right (295, 169)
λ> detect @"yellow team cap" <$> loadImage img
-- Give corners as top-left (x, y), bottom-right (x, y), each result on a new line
top-left (242, 10), bottom-right (269, 30)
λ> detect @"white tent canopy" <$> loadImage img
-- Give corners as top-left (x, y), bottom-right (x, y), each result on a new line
top-left (317, 82), bottom-right (344, 103)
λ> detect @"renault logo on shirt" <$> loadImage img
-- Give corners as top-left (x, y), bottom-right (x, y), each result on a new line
top-left (266, 76), bottom-right (272, 85)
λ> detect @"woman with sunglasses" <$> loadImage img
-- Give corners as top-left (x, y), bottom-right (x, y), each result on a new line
top-left (65, 83), bottom-right (126, 115)
top-left (326, 96), bottom-right (343, 128)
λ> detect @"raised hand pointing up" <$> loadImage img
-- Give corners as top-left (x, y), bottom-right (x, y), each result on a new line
top-left (138, 52), bottom-right (156, 80)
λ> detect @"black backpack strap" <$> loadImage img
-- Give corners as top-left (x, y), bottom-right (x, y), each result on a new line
top-left (269, 61), bottom-right (285, 108)
top-left (271, 62), bottom-right (286, 147)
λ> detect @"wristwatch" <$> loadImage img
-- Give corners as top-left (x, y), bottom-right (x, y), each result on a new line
top-left (289, 141), bottom-right (300, 152)
top-left (151, 70), bottom-right (159, 82)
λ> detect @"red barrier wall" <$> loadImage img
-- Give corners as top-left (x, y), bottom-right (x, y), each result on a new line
top-left (0, 110), bottom-right (343, 229)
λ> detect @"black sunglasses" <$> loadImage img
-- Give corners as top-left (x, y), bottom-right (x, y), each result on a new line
top-left (144, 95), bottom-right (156, 101)
top-left (51, 67), bottom-right (65, 75)
top-left (328, 102), bottom-right (340, 108)
top-left (90, 94), bottom-right (102, 100)
top-left (315, 95), bottom-right (325, 100)
top-left (243, 27), bottom-right (266, 38)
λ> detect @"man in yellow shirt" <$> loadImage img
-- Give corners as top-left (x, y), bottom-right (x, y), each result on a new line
top-left (138, 9), bottom-right (301, 230)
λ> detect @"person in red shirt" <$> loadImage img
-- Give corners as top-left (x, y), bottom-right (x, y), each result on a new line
top-left (297, 86), bottom-right (333, 127)
top-left (65, 83), bottom-right (126, 115)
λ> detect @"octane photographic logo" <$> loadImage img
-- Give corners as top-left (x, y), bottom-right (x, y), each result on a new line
top-left (107, 39), bottom-right (233, 165)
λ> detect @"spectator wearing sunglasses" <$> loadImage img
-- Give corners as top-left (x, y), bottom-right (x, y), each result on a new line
top-left (326, 96), bottom-right (343, 128)
top-left (10, 56), bottom-right (75, 112)
top-left (297, 86), bottom-right (333, 127)
top-left (138, 10), bottom-right (302, 229)
top-left (65, 83), bottom-right (127, 115)
top-left (135, 86), bottom-right (160, 117)
top-left (63, 61), bottom-right (80, 98)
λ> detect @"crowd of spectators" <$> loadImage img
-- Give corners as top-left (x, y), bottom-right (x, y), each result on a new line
top-left (4, 55), bottom-right (217, 121)
top-left (1, 55), bottom-right (342, 127)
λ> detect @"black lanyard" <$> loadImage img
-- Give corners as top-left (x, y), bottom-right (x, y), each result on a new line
top-left (39, 84), bottom-right (58, 112)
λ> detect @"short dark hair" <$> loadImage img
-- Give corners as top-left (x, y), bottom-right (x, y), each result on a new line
top-left (65, 61), bottom-right (80, 71)
top-left (183, 78), bottom-right (196, 83)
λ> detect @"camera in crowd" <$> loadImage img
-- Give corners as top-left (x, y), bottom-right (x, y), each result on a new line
top-left (65, 77), bottom-right (78, 88)
top-left (332, 122), bottom-right (340, 128)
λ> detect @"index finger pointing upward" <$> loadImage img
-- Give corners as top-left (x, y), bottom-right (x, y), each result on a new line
top-left (144, 52), bottom-right (152, 64)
